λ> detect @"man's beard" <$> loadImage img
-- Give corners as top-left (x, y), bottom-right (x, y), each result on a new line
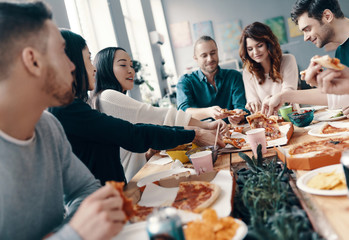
top-left (318, 23), bottom-right (334, 48)
top-left (204, 62), bottom-right (218, 73)
top-left (43, 64), bottom-right (74, 106)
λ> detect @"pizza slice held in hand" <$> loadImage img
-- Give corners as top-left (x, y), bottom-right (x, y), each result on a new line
top-left (312, 55), bottom-right (345, 70)
top-left (106, 181), bottom-right (135, 221)
top-left (220, 109), bottom-right (248, 117)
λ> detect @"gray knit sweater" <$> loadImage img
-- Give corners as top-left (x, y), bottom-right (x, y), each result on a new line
top-left (0, 111), bottom-right (100, 239)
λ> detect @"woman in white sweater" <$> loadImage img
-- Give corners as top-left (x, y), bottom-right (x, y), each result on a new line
top-left (92, 47), bottom-right (226, 181)
top-left (239, 22), bottom-right (298, 113)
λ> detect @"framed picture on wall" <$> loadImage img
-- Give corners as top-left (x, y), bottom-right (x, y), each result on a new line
top-left (265, 16), bottom-right (288, 45)
top-left (169, 21), bottom-right (192, 48)
top-left (287, 17), bottom-right (303, 38)
top-left (192, 20), bottom-right (214, 41)
top-left (216, 20), bottom-right (242, 52)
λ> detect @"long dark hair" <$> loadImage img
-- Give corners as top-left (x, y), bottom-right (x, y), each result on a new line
top-left (93, 47), bottom-right (127, 96)
top-left (239, 22), bottom-right (282, 85)
top-left (60, 29), bottom-right (89, 102)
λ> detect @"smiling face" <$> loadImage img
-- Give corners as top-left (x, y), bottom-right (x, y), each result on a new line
top-left (194, 40), bottom-right (219, 75)
top-left (246, 38), bottom-right (270, 64)
top-left (113, 50), bottom-right (135, 92)
top-left (82, 46), bottom-right (96, 91)
top-left (43, 21), bottom-right (75, 106)
top-left (298, 13), bottom-right (334, 48)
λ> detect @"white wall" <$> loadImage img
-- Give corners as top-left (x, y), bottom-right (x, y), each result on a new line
top-left (45, 0), bottom-right (70, 28)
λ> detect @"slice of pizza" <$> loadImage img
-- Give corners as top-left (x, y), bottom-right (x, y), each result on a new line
top-left (246, 112), bottom-right (282, 140)
top-left (312, 55), bottom-right (345, 70)
top-left (220, 109), bottom-right (248, 117)
top-left (129, 204), bottom-right (155, 223)
top-left (171, 181), bottom-right (220, 213)
top-left (228, 125), bottom-right (244, 133)
top-left (223, 136), bottom-right (246, 149)
top-left (106, 181), bottom-right (135, 221)
top-left (320, 123), bottom-right (349, 134)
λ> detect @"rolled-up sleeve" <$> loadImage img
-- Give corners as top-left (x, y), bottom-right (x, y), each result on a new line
top-left (176, 75), bottom-right (196, 111)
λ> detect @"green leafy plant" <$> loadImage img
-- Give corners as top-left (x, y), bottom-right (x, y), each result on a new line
top-left (234, 144), bottom-right (323, 240)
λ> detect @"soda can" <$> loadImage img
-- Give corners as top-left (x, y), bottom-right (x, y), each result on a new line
top-left (146, 207), bottom-right (185, 240)
top-left (340, 149), bottom-right (349, 197)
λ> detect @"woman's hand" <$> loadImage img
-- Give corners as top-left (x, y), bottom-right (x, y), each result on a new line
top-left (245, 101), bottom-right (261, 114)
top-left (207, 119), bottom-right (228, 135)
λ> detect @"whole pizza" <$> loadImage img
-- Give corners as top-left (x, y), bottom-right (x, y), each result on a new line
top-left (288, 137), bottom-right (349, 157)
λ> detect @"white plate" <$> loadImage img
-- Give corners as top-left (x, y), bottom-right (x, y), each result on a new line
top-left (113, 218), bottom-right (248, 240)
top-left (296, 164), bottom-right (347, 196)
top-left (308, 122), bottom-right (349, 137)
top-left (137, 168), bottom-right (195, 187)
top-left (300, 105), bottom-right (327, 112)
top-left (314, 110), bottom-right (346, 121)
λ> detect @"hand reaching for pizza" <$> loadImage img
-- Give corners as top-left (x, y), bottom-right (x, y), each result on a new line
top-left (228, 114), bottom-right (244, 125)
top-left (207, 119), bottom-right (229, 135)
top-left (245, 101), bottom-right (261, 114)
top-left (261, 94), bottom-right (283, 117)
top-left (191, 127), bottom-right (225, 148)
top-left (316, 66), bottom-right (349, 95)
top-left (207, 106), bottom-right (226, 120)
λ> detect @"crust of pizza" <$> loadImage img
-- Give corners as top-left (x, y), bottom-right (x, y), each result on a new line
top-left (106, 181), bottom-right (135, 221)
top-left (320, 123), bottom-right (349, 134)
top-left (171, 181), bottom-right (220, 213)
top-left (312, 55), bottom-right (345, 70)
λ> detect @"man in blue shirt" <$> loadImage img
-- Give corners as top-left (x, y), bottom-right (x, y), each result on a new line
top-left (177, 36), bottom-right (247, 124)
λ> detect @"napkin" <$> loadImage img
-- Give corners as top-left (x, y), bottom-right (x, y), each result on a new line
top-left (149, 157), bottom-right (173, 165)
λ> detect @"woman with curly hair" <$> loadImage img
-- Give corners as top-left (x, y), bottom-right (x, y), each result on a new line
top-left (239, 22), bottom-right (298, 113)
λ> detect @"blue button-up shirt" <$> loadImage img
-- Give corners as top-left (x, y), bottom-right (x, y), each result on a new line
top-left (176, 67), bottom-right (247, 112)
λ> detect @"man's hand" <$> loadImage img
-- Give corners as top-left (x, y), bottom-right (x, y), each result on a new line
top-left (69, 185), bottom-right (126, 240)
top-left (316, 66), bottom-right (349, 95)
top-left (191, 127), bottom-right (225, 148)
top-left (208, 106), bottom-right (226, 119)
top-left (261, 94), bottom-right (283, 117)
top-left (302, 56), bottom-right (324, 87)
top-left (245, 101), bottom-right (261, 114)
top-left (228, 114), bottom-right (244, 125)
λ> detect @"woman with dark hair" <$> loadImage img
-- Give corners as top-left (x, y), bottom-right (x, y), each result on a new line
top-left (49, 29), bottom-right (223, 184)
top-left (92, 47), bottom-right (227, 180)
top-left (239, 22), bottom-right (298, 113)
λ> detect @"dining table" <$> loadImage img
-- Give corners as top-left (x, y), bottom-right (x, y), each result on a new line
top-left (124, 114), bottom-right (349, 240)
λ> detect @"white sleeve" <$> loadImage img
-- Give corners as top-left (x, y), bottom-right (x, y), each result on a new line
top-left (98, 90), bottom-right (192, 126)
top-left (242, 69), bottom-right (260, 103)
top-left (280, 54), bottom-right (299, 91)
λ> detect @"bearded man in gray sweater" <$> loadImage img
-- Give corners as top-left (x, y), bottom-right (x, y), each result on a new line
top-left (0, 1), bottom-right (126, 239)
